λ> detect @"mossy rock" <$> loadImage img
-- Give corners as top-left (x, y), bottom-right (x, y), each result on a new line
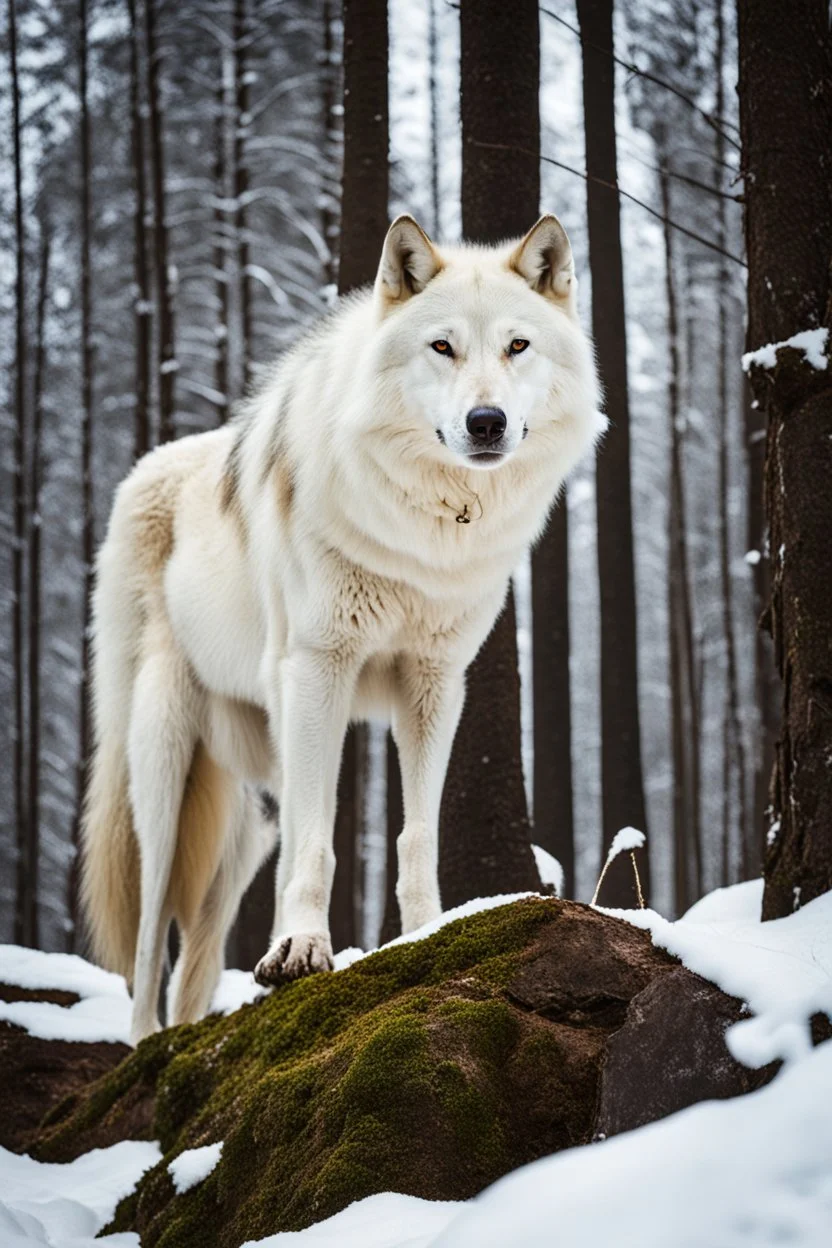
top-left (32, 899), bottom-right (706, 1246)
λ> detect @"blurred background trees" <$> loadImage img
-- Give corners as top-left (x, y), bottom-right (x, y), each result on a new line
top-left (1, 0), bottom-right (807, 955)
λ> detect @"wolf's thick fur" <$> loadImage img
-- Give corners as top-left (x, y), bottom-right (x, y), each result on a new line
top-left (82, 215), bottom-right (603, 1043)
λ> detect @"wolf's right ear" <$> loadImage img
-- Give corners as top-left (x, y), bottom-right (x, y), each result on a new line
top-left (375, 215), bottom-right (443, 307)
top-left (509, 214), bottom-right (576, 307)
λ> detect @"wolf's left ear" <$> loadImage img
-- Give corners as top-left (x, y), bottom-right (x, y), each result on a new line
top-left (509, 214), bottom-right (576, 305)
top-left (375, 215), bottom-right (443, 307)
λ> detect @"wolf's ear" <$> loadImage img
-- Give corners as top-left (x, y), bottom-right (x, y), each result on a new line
top-left (375, 215), bottom-right (443, 307)
top-left (509, 214), bottom-right (576, 305)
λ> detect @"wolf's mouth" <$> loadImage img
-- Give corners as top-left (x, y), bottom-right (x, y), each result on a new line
top-left (467, 450), bottom-right (506, 466)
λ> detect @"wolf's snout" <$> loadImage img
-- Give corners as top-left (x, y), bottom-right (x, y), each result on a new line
top-left (466, 406), bottom-right (506, 445)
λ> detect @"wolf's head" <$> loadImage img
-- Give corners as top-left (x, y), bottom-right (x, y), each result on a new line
top-left (371, 213), bottom-right (597, 472)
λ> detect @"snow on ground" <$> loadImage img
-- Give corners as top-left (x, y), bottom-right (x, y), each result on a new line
top-left (2, 883), bottom-right (830, 1247)
top-left (607, 883), bottom-right (832, 1068)
top-left (431, 1039), bottom-right (832, 1248)
top-left (0, 945), bottom-right (132, 1044)
top-left (242, 1192), bottom-right (461, 1248)
top-left (0, 1140), bottom-right (160, 1248)
top-left (168, 1141), bottom-right (223, 1195)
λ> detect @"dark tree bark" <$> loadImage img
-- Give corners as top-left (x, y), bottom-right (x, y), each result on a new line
top-left (338, 0), bottom-right (388, 294)
top-left (576, 0), bottom-right (650, 907)
top-left (145, 0), bottom-right (176, 443)
top-left (233, 0), bottom-right (252, 393)
top-left (661, 161), bottom-right (701, 915)
top-left (438, 0), bottom-right (543, 909)
top-left (319, 0), bottom-right (339, 288)
top-left (214, 71), bottom-right (230, 420)
top-left (714, 0), bottom-right (746, 886)
top-left (26, 215), bottom-right (51, 952)
top-left (380, 731), bottom-right (403, 943)
top-left (70, 0), bottom-right (96, 950)
top-left (532, 504), bottom-right (574, 898)
top-left (127, 0), bottom-right (151, 459)
top-left (737, 0), bottom-right (832, 918)
top-left (329, 0), bottom-right (389, 949)
top-left (9, 0), bottom-right (30, 947)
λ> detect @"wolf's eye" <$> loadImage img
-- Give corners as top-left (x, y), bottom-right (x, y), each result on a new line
top-left (509, 338), bottom-right (530, 355)
top-left (431, 339), bottom-right (454, 357)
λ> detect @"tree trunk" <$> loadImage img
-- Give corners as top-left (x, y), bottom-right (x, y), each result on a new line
top-left (127, 0), bottom-right (151, 459)
top-left (380, 731), bottom-right (403, 943)
top-left (427, 0), bottom-right (440, 237)
top-left (214, 70), bottom-right (230, 420)
top-left (576, 0), bottom-right (650, 907)
top-left (233, 0), bottom-right (252, 394)
top-left (319, 0), bottom-right (339, 289)
top-left (9, 0), bottom-right (30, 947)
top-left (70, 0), bottom-right (95, 950)
top-left (532, 505), bottom-right (574, 898)
top-left (437, 0), bottom-right (543, 907)
top-left (145, 0), bottom-right (176, 443)
top-left (26, 215), bottom-right (51, 952)
top-left (330, 0), bottom-right (389, 948)
top-left (737, 0), bottom-right (832, 918)
top-left (661, 161), bottom-right (701, 915)
top-left (436, 0), bottom-right (543, 910)
top-left (714, 0), bottom-right (747, 886)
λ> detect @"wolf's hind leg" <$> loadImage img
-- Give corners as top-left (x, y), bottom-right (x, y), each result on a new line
top-left (128, 633), bottom-right (199, 1045)
top-left (168, 784), bottom-right (276, 1025)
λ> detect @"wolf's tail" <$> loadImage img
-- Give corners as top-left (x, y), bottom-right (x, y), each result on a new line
top-left (80, 736), bottom-right (141, 981)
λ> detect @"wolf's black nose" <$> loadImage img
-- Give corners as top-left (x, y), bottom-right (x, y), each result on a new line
top-left (466, 406), bottom-right (506, 445)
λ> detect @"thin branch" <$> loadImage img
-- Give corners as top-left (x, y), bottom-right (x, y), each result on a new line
top-left (619, 143), bottom-right (742, 203)
top-left (541, 5), bottom-right (742, 151)
top-left (471, 139), bottom-right (747, 267)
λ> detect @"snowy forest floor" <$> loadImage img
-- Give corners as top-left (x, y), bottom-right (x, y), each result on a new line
top-left (1, 881), bottom-right (831, 1248)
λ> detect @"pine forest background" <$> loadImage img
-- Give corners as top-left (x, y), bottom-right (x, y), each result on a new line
top-left (0, 0), bottom-right (769, 956)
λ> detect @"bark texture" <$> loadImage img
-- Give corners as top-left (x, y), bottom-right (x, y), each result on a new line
top-left (439, 0), bottom-right (542, 908)
top-left (127, 0), bottom-right (151, 458)
top-left (145, 0), bottom-right (176, 443)
top-left (577, 0), bottom-right (650, 907)
top-left (737, 0), bottom-right (832, 918)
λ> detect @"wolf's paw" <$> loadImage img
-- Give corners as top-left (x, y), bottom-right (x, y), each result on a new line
top-left (254, 932), bottom-right (334, 988)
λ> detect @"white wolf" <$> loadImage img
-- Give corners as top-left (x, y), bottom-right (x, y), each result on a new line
top-left (82, 214), bottom-right (603, 1043)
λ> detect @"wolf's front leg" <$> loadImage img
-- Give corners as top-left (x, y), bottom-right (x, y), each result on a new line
top-left (254, 646), bottom-right (356, 986)
top-left (393, 660), bottom-right (465, 934)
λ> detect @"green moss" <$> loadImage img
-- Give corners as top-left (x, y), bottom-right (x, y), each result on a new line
top-left (36, 897), bottom-right (564, 1246)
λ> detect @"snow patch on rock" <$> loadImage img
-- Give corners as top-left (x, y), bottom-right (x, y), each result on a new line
top-left (168, 1142), bottom-right (223, 1195)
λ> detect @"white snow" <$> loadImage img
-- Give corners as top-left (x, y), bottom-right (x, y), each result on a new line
top-left (242, 1192), bottom-right (460, 1248)
top-left (430, 1040), bottom-right (832, 1248)
top-left (0, 945), bottom-right (132, 1044)
top-left (208, 969), bottom-right (264, 1016)
top-left (0, 1140), bottom-right (160, 1248)
top-left (606, 884), bottom-right (832, 1068)
top-left (168, 1142), bottom-right (223, 1195)
top-left (681, 877), bottom-right (763, 924)
top-left (744, 548), bottom-right (762, 565)
top-left (606, 825), bottom-right (646, 859)
top-left (531, 844), bottom-right (564, 896)
top-left (742, 326), bottom-right (829, 372)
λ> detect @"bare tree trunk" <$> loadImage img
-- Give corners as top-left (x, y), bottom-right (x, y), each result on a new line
top-left (9, 0), bottom-right (30, 947)
top-left (437, 0), bottom-right (542, 909)
top-left (70, 0), bottom-right (95, 950)
top-left (319, 0), bottom-right (339, 289)
top-left (127, 0), bottom-right (151, 459)
top-left (532, 505), bottom-right (574, 897)
top-left (145, 0), bottom-right (176, 443)
top-left (214, 71), bottom-right (230, 420)
top-left (577, 0), bottom-right (650, 906)
top-left (331, 0), bottom-right (389, 949)
top-left (737, 0), bottom-right (832, 918)
top-left (380, 731), bottom-right (403, 943)
top-left (26, 214), bottom-right (50, 952)
top-left (661, 161), bottom-right (701, 915)
top-left (233, 0), bottom-right (252, 393)
top-left (428, 0), bottom-right (440, 238)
